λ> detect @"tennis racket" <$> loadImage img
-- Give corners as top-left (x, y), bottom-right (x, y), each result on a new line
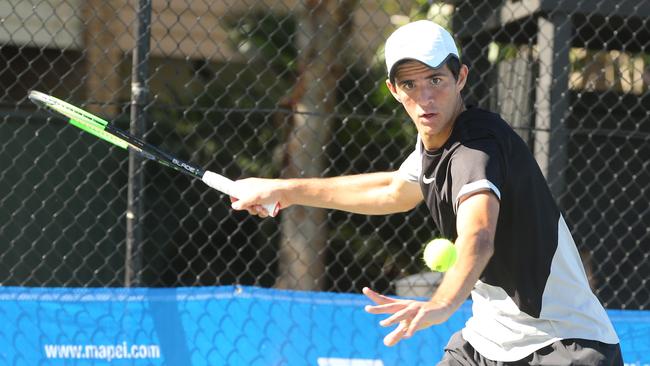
top-left (28, 90), bottom-right (280, 217)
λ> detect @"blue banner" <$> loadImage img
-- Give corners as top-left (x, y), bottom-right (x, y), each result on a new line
top-left (0, 286), bottom-right (647, 365)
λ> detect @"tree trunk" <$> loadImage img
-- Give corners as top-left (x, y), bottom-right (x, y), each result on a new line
top-left (275, 0), bottom-right (357, 290)
top-left (83, 0), bottom-right (122, 115)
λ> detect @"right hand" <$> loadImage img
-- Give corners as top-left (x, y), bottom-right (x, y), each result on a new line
top-left (363, 287), bottom-right (452, 346)
top-left (230, 178), bottom-right (287, 217)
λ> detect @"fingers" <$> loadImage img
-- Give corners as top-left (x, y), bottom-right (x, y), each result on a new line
top-left (363, 287), bottom-right (411, 347)
top-left (253, 205), bottom-right (269, 217)
top-left (378, 304), bottom-right (418, 327)
top-left (230, 197), bottom-right (251, 211)
top-left (238, 204), bottom-right (269, 218)
top-left (363, 287), bottom-right (409, 315)
top-left (229, 179), bottom-right (278, 217)
top-left (378, 306), bottom-right (425, 347)
top-left (365, 302), bottom-right (407, 315)
top-left (406, 308), bottom-right (427, 338)
top-left (362, 288), bottom-right (433, 346)
top-left (384, 321), bottom-right (408, 347)
top-left (363, 287), bottom-right (410, 319)
top-left (230, 191), bottom-right (270, 217)
top-left (362, 287), bottom-right (397, 305)
top-left (362, 288), bottom-right (447, 348)
top-left (229, 180), bottom-right (260, 211)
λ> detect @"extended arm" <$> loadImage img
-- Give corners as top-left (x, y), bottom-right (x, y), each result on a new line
top-left (364, 190), bottom-right (499, 346)
top-left (231, 171), bottom-right (423, 216)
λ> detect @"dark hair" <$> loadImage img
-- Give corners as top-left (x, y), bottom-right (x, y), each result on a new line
top-left (446, 56), bottom-right (461, 81)
top-left (389, 55), bottom-right (462, 83)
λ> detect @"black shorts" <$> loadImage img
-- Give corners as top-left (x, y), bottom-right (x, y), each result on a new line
top-left (438, 331), bottom-right (623, 366)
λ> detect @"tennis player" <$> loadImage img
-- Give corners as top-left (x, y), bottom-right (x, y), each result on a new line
top-left (231, 20), bottom-right (622, 365)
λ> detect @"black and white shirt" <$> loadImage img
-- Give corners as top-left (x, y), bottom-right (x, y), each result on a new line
top-left (398, 107), bottom-right (619, 361)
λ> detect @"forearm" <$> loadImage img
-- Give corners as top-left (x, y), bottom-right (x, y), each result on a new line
top-left (429, 192), bottom-right (498, 314)
top-left (429, 231), bottom-right (493, 312)
top-left (232, 171), bottom-right (422, 216)
top-left (280, 172), bottom-right (416, 215)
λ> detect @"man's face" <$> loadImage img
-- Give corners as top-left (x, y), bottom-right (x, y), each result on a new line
top-left (387, 60), bottom-right (467, 150)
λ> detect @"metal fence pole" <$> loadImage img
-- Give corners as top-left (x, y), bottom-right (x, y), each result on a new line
top-left (125, 0), bottom-right (152, 287)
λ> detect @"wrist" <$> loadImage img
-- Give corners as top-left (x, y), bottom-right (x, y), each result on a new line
top-left (429, 297), bottom-right (456, 319)
top-left (276, 179), bottom-right (299, 207)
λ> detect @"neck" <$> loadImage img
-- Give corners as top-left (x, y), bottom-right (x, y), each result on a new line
top-left (422, 97), bottom-right (466, 151)
top-left (452, 95), bottom-right (466, 121)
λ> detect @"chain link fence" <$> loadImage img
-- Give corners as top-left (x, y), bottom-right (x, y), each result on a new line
top-left (1, 0), bottom-right (648, 314)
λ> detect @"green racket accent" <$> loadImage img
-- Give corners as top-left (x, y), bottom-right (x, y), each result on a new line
top-left (68, 118), bottom-right (129, 149)
top-left (29, 90), bottom-right (129, 149)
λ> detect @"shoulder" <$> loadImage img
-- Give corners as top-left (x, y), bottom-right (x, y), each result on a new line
top-left (454, 107), bottom-right (512, 140)
top-left (445, 107), bottom-right (518, 158)
top-left (459, 106), bottom-right (506, 124)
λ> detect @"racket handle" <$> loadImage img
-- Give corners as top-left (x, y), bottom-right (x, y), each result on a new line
top-left (202, 171), bottom-right (280, 217)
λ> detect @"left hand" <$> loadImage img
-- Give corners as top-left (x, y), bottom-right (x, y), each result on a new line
top-left (230, 178), bottom-right (287, 217)
top-left (362, 287), bottom-right (452, 346)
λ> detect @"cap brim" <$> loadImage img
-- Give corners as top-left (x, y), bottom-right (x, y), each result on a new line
top-left (388, 54), bottom-right (459, 83)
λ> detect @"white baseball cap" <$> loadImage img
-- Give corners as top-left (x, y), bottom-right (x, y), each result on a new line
top-left (385, 20), bottom-right (459, 82)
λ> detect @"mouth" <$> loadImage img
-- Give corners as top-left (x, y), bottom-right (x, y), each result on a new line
top-left (419, 112), bottom-right (438, 120)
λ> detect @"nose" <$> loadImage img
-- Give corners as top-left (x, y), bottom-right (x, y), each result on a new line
top-left (416, 85), bottom-right (435, 106)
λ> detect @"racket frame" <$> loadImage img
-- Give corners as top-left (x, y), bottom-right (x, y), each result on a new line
top-left (28, 90), bottom-right (280, 216)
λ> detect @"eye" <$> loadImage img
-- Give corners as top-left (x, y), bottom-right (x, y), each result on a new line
top-left (400, 80), bottom-right (415, 90)
top-left (430, 77), bottom-right (442, 86)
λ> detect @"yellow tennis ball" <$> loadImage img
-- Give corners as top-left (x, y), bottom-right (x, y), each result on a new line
top-left (423, 238), bottom-right (457, 272)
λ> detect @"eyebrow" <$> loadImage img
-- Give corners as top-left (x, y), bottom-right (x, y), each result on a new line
top-left (396, 70), bottom-right (447, 82)
top-left (429, 70), bottom-right (447, 77)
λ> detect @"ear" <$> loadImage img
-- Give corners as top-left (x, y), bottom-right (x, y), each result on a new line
top-left (456, 64), bottom-right (469, 92)
top-left (385, 79), bottom-right (401, 103)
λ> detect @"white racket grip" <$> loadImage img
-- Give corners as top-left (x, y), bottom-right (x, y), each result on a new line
top-left (202, 171), bottom-right (280, 217)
